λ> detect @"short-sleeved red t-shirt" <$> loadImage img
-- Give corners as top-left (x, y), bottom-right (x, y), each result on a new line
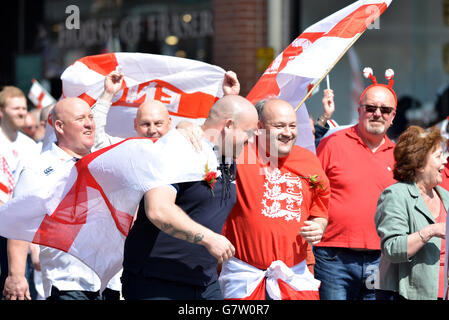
top-left (222, 143), bottom-right (330, 270)
top-left (315, 125), bottom-right (396, 250)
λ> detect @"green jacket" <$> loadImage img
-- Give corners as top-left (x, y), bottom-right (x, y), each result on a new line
top-left (374, 182), bottom-right (449, 300)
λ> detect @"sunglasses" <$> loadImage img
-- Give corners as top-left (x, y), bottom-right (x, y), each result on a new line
top-left (362, 105), bottom-right (394, 115)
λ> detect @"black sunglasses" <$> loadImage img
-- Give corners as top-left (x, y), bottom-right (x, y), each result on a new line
top-left (363, 105), bottom-right (394, 115)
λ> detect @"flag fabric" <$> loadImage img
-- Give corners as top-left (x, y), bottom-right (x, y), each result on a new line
top-left (61, 52), bottom-right (226, 139)
top-left (0, 129), bottom-right (218, 290)
top-left (247, 0), bottom-right (392, 153)
top-left (219, 257), bottom-right (320, 300)
top-left (0, 155), bottom-right (14, 203)
top-left (28, 79), bottom-right (57, 110)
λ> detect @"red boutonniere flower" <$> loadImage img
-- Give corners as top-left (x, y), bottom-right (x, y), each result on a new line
top-left (204, 163), bottom-right (218, 196)
top-left (300, 174), bottom-right (325, 191)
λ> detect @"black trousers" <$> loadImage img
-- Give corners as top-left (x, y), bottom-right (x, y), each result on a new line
top-left (122, 272), bottom-right (222, 300)
top-left (47, 286), bottom-right (102, 300)
top-left (46, 286), bottom-right (120, 300)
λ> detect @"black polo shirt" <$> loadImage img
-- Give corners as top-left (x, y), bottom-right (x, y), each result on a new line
top-left (123, 163), bottom-right (236, 287)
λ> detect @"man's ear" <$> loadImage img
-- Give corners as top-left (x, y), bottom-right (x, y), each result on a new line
top-left (54, 119), bottom-right (64, 134)
top-left (224, 119), bottom-right (234, 130)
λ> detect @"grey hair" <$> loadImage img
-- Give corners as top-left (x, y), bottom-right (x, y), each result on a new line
top-left (254, 95), bottom-right (279, 120)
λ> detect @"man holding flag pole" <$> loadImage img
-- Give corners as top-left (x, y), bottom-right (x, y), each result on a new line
top-left (229, 0), bottom-right (394, 300)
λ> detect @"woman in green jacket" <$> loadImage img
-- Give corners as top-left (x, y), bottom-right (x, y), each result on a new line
top-left (375, 125), bottom-right (448, 300)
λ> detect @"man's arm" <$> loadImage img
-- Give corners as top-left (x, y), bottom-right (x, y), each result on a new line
top-left (314, 89), bottom-right (335, 147)
top-left (92, 70), bottom-right (124, 150)
top-left (3, 239), bottom-right (30, 300)
top-left (299, 217), bottom-right (328, 245)
top-left (144, 185), bottom-right (235, 263)
top-left (222, 71), bottom-right (240, 96)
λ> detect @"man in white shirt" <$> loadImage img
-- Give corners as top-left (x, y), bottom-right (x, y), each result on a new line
top-left (0, 86), bottom-right (40, 297)
top-left (3, 97), bottom-right (107, 300)
top-left (0, 86), bottom-right (40, 180)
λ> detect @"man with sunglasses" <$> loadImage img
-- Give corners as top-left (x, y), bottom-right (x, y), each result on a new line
top-left (313, 84), bottom-right (397, 300)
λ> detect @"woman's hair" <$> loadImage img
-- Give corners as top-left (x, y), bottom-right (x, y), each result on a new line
top-left (393, 125), bottom-right (445, 183)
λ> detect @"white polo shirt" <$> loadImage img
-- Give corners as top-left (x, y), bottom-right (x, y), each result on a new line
top-left (13, 142), bottom-right (101, 298)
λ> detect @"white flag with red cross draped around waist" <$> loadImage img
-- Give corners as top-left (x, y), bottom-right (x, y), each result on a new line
top-left (247, 0), bottom-right (392, 152)
top-left (61, 52), bottom-right (225, 138)
top-left (0, 129), bottom-right (218, 291)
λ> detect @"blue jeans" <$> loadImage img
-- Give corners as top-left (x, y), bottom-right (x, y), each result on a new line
top-left (313, 247), bottom-right (380, 300)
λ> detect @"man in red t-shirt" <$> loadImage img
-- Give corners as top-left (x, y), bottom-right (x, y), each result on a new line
top-left (314, 80), bottom-right (397, 300)
top-left (220, 98), bottom-right (330, 300)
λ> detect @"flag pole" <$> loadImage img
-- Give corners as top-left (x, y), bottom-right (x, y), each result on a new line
top-left (294, 30), bottom-right (366, 112)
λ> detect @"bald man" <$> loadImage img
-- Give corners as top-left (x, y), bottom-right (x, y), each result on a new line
top-left (91, 71), bottom-right (172, 150)
top-left (92, 69), bottom-right (240, 149)
top-left (220, 98), bottom-right (330, 300)
top-left (21, 112), bottom-right (39, 141)
top-left (121, 94), bottom-right (258, 300)
top-left (4, 98), bottom-right (115, 300)
top-left (313, 85), bottom-right (397, 300)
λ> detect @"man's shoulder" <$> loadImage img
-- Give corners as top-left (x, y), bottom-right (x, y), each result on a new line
top-left (290, 145), bottom-right (319, 161)
top-left (322, 125), bottom-right (355, 142)
top-left (15, 132), bottom-right (38, 148)
top-left (24, 146), bottom-right (69, 173)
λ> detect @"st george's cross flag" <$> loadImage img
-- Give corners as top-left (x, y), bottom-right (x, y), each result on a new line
top-left (247, 0), bottom-right (392, 152)
top-left (0, 129), bottom-right (218, 290)
top-left (28, 79), bottom-right (57, 110)
top-left (0, 155), bottom-right (14, 204)
top-left (61, 52), bottom-right (226, 138)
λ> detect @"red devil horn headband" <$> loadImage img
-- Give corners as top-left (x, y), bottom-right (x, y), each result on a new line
top-left (360, 67), bottom-right (397, 108)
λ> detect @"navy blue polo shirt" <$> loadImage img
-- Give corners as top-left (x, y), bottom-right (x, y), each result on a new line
top-left (123, 163), bottom-right (236, 287)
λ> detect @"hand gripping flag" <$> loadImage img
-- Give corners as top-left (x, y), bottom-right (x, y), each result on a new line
top-left (61, 52), bottom-right (226, 138)
top-left (0, 129), bottom-right (218, 291)
top-left (247, 0), bottom-right (392, 152)
top-left (28, 79), bottom-right (57, 110)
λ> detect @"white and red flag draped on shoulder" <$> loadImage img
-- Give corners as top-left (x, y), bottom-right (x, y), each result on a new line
top-left (28, 79), bottom-right (57, 110)
top-left (247, 0), bottom-right (392, 152)
top-left (0, 130), bottom-right (218, 291)
top-left (61, 52), bottom-right (226, 138)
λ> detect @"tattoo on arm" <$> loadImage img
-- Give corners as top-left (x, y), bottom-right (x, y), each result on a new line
top-left (160, 223), bottom-right (204, 244)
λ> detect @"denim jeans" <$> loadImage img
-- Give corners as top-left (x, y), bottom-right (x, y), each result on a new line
top-left (313, 246), bottom-right (381, 300)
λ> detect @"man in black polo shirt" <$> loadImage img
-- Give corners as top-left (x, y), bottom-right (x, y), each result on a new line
top-left (121, 94), bottom-right (259, 300)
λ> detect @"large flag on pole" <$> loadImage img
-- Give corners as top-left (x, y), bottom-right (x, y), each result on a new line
top-left (61, 52), bottom-right (226, 139)
top-left (247, 0), bottom-right (393, 152)
top-left (0, 129), bottom-right (218, 290)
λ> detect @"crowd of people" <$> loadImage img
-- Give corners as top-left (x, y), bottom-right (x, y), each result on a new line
top-left (0, 65), bottom-right (448, 301)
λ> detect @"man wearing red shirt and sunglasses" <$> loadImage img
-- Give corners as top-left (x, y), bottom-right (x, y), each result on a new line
top-left (313, 68), bottom-right (397, 300)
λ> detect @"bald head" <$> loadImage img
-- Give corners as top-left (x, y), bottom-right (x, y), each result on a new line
top-left (22, 112), bottom-right (38, 140)
top-left (207, 95), bottom-right (258, 126)
top-left (203, 95), bottom-right (259, 159)
top-left (360, 85), bottom-right (396, 109)
top-left (52, 97), bottom-right (89, 121)
top-left (134, 100), bottom-right (171, 138)
top-left (258, 98), bottom-right (297, 124)
top-left (257, 98), bottom-right (297, 158)
top-left (52, 97), bottom-right (95, 157)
